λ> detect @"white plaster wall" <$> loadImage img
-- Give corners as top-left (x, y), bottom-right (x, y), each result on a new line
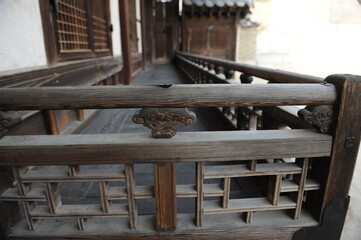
top-left (0, 0), bottom-right (47, 72)
top-left (110, 0), bottom-right (122, 57)
top-left (136, 0), bottom-right (143, 53)
top-left (253, 0), bottom-right (361, 77)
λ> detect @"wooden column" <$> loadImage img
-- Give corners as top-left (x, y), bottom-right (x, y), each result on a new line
top-left (44, 110), bottom-right (59, 135)
top-left (119, 0), bottom-right (132, 85)
top-left (154, 163), bottom-right (177, 231)
top-left (140, 0), bottom-right (147, 69)
top-left (307, 74), bottom-right (361, 221)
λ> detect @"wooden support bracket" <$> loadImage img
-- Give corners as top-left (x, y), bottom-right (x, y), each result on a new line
top-left (132, 108), bottom-right (196, 138)
top-left (0, 111), bottom-right (21, 137)
top-left (297, 105), bottom-right (334, 133)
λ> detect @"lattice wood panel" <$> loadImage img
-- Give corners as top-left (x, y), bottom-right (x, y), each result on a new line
top-left (191, 159), bottom-right (320, 226)
top-left (1, 160), bottom-right (321, 231)
top-left (57, 0), bottom-right (90, 53)
top-left (2, 164), bottom-right (138, 231)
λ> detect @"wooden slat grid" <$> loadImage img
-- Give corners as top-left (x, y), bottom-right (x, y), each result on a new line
top-left (57, 0), bottom-right (90, 52)
top-left (4, 164), bottom-right (136, 231)
top-left (1, 161), bottom-right (322, 231)
top-left (92, 15), bottom-right (109, 51)
top-left (194, 159), bottom-right (320, 226)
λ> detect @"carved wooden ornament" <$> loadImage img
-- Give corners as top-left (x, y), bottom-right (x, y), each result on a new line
top-left (297, 105), bottom-right (334, 133)
top-left (132, 108), bottom-right (197, 138)
top-left (0, 111), bottom-right (21, 138)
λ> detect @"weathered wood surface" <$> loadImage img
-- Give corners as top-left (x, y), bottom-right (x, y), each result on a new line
top-left (203, 196), bottom-right (296, 214)
top-left (176, 51), bottom-right (324, 83)
top-left (0, 57), bottom-right (122, 88)
top-left (0, 129), bottom-right (332, 166)
top-left (7, 212), bottom-right (318, 240)
top-left (0, 84), bottom-right (336, 110)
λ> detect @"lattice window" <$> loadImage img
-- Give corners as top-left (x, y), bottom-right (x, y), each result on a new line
top-left (41, 0), bottom-right (112, 62)
top-left (57, 0), bottom-right (91, 53)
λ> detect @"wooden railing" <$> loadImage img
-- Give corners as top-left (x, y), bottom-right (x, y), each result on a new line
top-left (0, 55), bottom-right (360, 239)
top-left (175, 51), bottom-right (361, 239)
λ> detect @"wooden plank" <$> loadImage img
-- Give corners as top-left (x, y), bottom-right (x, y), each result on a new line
top-left (177, 184), bottom-right (197, 198)
top-left (44, 183), bottom-right (62, 214)
top-left (1, 188), bottom-right (46, 201)
top-left (0, 84), bottom-right (336, 110)
top-left (8, 212), bottom-right (318, 240)
top-left (154, 163), bottom-right (176, 231)
top-left (293, 158), bottom-right (309, 219)
top-left (268, 175), bottom-right (281, 206)
top-left (280, 179), bottom-right (320, 192)
top-left (0, 129), bottom-right (333, 166)
top-left (176, 184), bottom-right (223, 198)
top-left (196, 162), bottom-right (203, 227)
top-left (108, 185), bottom-right (153, 200)
top-left (31, 204), bottom-right (129, 218)
top-left (125, 164), bottom-right (137, 229)
top-left (204, 196), bottom-right (297, 214)
top-left (99, 182), bottom-right (110, 213)
top-left (204, 163), bottom-right (302, 179)
top-left (20, 169), bottom-right (125, 182)
top-left (222, 178), bottom-right (231, 208)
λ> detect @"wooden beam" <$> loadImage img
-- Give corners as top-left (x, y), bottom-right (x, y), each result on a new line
top-left (119, 0), bottom-right (132, 85)
top-left (0, 84), bottom-right (336, 110)
top-left (0, 129), bottom-right (332, 166)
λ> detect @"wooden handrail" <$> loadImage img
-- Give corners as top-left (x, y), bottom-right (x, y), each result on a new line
top-left (0, 84), bottom-right (336, 110)
top-left (0, 129), bottom-right (332, 166)
top-left (176, 51), bottom-right (324, 83)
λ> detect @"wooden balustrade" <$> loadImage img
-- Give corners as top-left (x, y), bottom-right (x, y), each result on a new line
top-left (0, 53), bottom-right (360, 239)
top-left (175, 51), bottom-right (361, 240)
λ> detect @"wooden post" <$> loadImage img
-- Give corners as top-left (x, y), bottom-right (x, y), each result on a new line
top-left (307, 74), bottom-right (361, 221)
top-left (140, 0), bottom-right (147, 69)
top-left (154, 163), bottom-right (177, 231)
top-left (119, 0), bottom-right (132, 85)
top-left (44, 110), bottom-right (59, 135)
